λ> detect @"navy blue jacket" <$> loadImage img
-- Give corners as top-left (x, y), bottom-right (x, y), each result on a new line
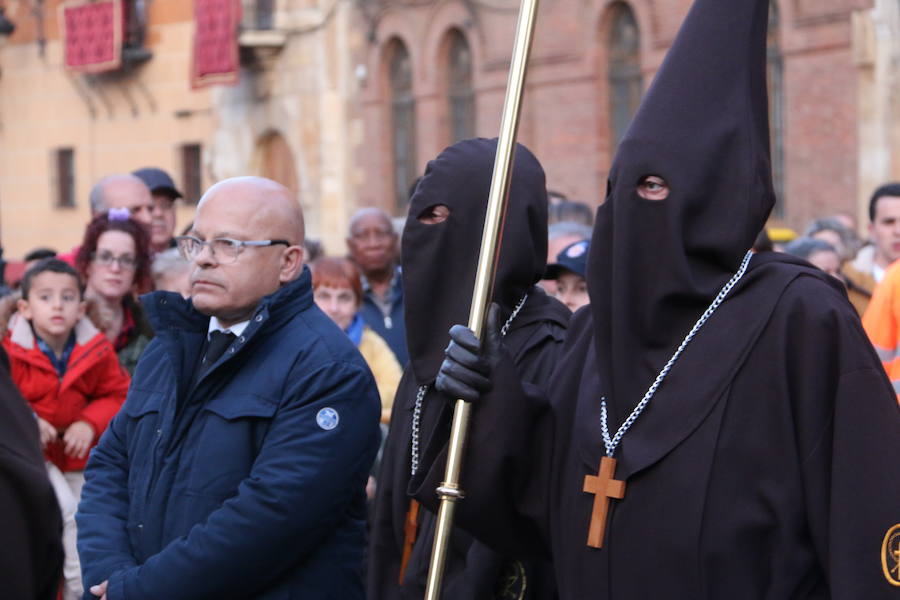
top-left (359, 267), bottom-right (408, 366)
top-left (76, 269), bottom-right (381, 599)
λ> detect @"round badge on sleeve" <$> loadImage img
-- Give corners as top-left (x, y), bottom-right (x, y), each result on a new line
top-left (316, 407), bottom-right (340, 431)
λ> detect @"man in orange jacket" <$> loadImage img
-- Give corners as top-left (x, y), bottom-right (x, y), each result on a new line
top-left (863, 259), bottom-right (900, 403)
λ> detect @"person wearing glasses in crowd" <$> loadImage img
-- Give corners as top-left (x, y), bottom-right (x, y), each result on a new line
top-left (75, 209), bottom-right (154, 374)
top-left (77, 177), bottom-right (380, 600)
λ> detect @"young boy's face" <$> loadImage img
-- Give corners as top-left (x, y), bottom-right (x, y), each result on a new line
top-left (555, 271), bottom-right (590, 313)
top-left (18, 272), bottom-right (85, 343)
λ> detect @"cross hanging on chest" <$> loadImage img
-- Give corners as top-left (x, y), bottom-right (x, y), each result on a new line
top-left (582, 456), bottom-right (627, 548)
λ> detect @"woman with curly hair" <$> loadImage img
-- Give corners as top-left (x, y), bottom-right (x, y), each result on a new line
top-left (76, 209), bottom-right (154, 374)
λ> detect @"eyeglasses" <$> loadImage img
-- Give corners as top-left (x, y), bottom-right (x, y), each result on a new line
top-left (175, 236), bottom-right (290, 264)
top-left (93, 251), bottom-right (137, 270)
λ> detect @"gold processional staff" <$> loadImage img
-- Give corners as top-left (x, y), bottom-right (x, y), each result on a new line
top-left (423, 0), bottom-right (542, 596)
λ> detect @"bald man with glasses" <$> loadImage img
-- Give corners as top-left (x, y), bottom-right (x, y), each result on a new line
top-left (76, 177), bottom-right (381, 600)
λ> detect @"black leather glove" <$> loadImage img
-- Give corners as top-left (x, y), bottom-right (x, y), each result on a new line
top-left (435, 303), bottom-right (503, 402)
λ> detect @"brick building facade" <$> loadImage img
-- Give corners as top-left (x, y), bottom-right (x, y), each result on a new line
top-left (357, 0), bottom-right (883, 231)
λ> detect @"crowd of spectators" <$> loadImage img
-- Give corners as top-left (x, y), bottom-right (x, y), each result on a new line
top-left (2, 164), bottom-right (899, 598)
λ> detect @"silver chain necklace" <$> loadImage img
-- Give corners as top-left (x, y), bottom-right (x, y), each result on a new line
top-left (410, 293), bottom-right (529, 476)
top-left (600, 251), bottom-right (753, 458)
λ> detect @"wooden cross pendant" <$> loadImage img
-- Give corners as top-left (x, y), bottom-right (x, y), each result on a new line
top-left (583, 456), bottom-right (626, 548)
top-left (398, 499), bottom-right (420, 584)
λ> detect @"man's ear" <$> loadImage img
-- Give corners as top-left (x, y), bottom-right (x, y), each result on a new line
top-left (279, 246), bottom-right (305, 283)
top-left (17, 298), bottom-right (32, 320)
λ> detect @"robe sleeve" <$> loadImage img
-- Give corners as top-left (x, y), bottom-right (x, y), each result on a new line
top-left (819, 367), bottom-right (900, 597)
top-left (788, 278), bottom-right (900, 597)
top-left (410, 350), bottom-right (554, 560)
top-left (366, 373), bottom-right (417, 597)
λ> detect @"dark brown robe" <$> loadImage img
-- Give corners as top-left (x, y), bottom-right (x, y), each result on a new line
top-left (369, 288), bottom-right (568, 599)
top-left (413, 255), bottom-right (900, 599)
top-left (0, 347), bottom-right (63, 599)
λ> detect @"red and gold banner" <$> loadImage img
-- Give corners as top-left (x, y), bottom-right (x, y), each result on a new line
top-left (192, 0), bottom-right (242, 89)
top-left (59, 0), bottom-right (123, 74)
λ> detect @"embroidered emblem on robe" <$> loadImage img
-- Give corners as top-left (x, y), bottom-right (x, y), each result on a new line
top-left (882, 524), bottom-right (900, 587)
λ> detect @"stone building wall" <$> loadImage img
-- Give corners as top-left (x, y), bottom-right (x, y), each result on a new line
top-left (356, 0), bottom-right (878, 233)
top-left (0, 0), bottom-right (215, 257)
top-left (0, 0), bottom-right (364, 258)
top-left (857, 0), bottom-right (900, 229)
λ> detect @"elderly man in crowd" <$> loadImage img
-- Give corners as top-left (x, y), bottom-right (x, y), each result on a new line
top-left (346, 207), bottom-right (408, 365)
top-left (58, 174), bottom-right (155, 266)
top-left (88, 174), bottom-right (154, 228)
top-left (76, 176), bottom-right (381, 599)
top-left (133, 167), bottom-right (182, 253)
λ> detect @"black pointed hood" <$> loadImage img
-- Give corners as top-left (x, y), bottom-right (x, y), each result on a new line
top-left (589, 0), bottom-right (774, 424)
top-left (402, 138), bottom-right (548, 386)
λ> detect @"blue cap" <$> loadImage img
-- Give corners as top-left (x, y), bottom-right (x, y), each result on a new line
top-left (545, 239), bottom-right (589, 279)
top-left (133, 167), bottom-right (183, 199)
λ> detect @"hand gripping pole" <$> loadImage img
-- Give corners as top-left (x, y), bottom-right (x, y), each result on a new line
top-left (423, 0), bottom-right (541, 596)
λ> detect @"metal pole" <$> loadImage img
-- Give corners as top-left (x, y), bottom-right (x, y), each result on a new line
top-left (423, 0), bottom-right (541, 595)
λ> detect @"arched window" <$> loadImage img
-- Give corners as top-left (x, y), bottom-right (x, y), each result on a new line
top-left (608, 3), bottom-right (642, 149)
top-left (388, 40), bottom-right (417, 211)
top-left (256, 131), bottom-right (299, 195)
top-left (767, 0), bottom-right (785, 216)
top-left (447, 30), bottom-right (475, 143)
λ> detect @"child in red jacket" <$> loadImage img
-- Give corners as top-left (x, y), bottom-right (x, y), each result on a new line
top-left (4, 258), bottom-right (131, 600)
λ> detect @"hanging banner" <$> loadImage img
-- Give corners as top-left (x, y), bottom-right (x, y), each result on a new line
top-left (192, 0), bottom-right (242, 89)
top-left (59, 0), bottom-right (123, 74)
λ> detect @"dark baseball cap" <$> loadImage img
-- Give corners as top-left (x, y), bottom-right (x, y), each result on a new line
top-left (545, 239), bottom-right (589, 279)
top-left (133, 167), bottom-right (183, 199)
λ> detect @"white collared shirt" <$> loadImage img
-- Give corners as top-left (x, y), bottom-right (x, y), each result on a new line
top-left (208, 316), bottom-right (250, 339)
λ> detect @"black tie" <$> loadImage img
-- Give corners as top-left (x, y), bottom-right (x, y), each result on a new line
top-left (203, 330), bottom-right (236, 371)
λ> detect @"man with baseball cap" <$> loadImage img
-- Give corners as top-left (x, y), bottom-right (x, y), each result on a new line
top-left (545, 238), bottom-right (590, 312)
top-left (133, 167), bottom-right (183, 253)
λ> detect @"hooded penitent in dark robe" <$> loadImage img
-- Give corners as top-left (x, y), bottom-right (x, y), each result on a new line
top-left (411, 0), bottom-right (900, 598)
top-left (0, 347), bottom-right (63, 600)
top-left (368, 138), bottom-right (569, 600)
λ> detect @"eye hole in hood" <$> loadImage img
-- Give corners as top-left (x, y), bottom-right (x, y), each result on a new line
top-left (417, 204), bottom-right (451, 225)
top-left (637, 175), bottom-right (670, 201)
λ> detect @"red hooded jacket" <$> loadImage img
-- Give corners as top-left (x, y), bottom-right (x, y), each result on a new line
top-left (3, 314), bottom-right (130, 471)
